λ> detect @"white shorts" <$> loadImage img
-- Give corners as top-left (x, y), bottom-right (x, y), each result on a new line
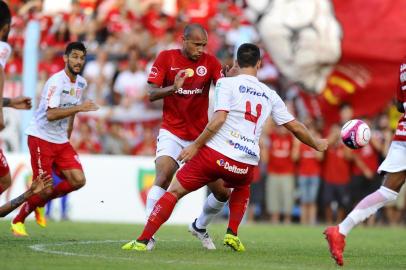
top-left (155, 129), bottom-right (193, 167)
top-left (378, 141), bottom-right (406, 174)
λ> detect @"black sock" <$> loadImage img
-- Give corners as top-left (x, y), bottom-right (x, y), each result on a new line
top-left (227, 228), bottom-right (237, 236)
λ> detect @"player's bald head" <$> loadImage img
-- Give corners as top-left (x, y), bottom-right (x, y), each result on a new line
top-left (183, 24), bottom-right (207, 40)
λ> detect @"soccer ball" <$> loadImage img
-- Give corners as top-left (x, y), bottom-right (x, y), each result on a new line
top-left (340, 119), bottom-right (371, 149)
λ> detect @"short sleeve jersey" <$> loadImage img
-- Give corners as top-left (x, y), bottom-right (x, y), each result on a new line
top-left (0, 41), bottom-right (12, 69)
top-left (148, 49), bottom-right (223, 141)
top-left (394, 58), bottom-right (406, 141)
top-left (25, 70), bottom-right (87, 143)
top-left (206, 74), bottom-right (295, 165)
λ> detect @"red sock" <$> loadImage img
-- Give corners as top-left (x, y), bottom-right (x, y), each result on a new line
top-left (138, 192), bottom-right (178, 241)
top-left (50, 180), bottom-right (76, 199)
top-left (228, 185), bottom-right (250, 235)
top-left (12, 194), bottom-right (46, 224)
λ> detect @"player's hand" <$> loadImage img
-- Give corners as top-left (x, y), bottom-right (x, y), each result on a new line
top-left (178, 143), bottom-right (199, 163)
top-left (224, 60), bottom-right (239, 77)
top-left (10, 96), bottom-right (32, 110)
top-left (173, 70), bottom-right (187, 92)
top-left (315, 138), bottom-right (328, 152)
top-left (30, 174), bottom-right (53, 194)
top-left (79, 100), bottom-right (99, 112)
top-left (364, 169), bottom-right (374, 180)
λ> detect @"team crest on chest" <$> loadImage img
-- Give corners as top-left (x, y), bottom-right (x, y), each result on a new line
top-left (196, 66), bottom-right (207, 76)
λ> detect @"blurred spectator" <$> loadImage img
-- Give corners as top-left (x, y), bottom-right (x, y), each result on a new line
top-left (131, 126), bottom-right (156, 156)
top-left (113, 47), bottom-right (147, 109)
top-left (83, 48), bottom-right (116, 105)
top-left (101, 121), bottom-right (131, 155)
top-left (72, 122), bottom-right (103, 154)
top-left (266, 124), bottom-right (295, 224)
top-left (292, 121), bottom-right (323, 225)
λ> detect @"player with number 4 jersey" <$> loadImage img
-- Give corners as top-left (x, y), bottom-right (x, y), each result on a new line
top-left (122, 43), bottom-right (328, 252)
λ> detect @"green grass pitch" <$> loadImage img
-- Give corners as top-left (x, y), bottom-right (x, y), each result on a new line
top-left (1, 220), bottom-right (405, 270)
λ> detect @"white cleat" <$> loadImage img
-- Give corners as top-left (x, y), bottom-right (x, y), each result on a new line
top-left (146, 237), bottom-right (156, 251)
top-left (188, 219), bottom-right (216, 250)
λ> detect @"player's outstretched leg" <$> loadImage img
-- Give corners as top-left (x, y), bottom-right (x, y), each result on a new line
top-left (223, 185), bottom-right (249, 252)
top-left (122, 192), bottom-right (178, 252)
top-left (323, 185), bottom-right (398, 266)
top-left (324, 226), bottom-right (345, 266)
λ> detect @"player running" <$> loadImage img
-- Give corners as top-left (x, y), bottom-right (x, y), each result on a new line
top-left (11, 41), bottom-right (99, 236)
top-left (142, 23), bottom-right (237, 250)
top-left (122, 43), bottom-right (328, 251)
top-left (324, 57), bottom-right (406, 266)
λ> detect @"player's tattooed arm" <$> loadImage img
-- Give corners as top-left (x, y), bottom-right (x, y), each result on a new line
top-left (0, 174), bottom-right (52, 217)
top-left (3, 96), bottom-right (32, 109)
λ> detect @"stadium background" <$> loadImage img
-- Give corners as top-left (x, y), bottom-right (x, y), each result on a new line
top-left (1, 0), bottom-right (406, 226)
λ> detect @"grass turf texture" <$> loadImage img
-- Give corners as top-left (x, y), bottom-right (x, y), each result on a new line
top-left (1, 221), bottom-right (405, 270)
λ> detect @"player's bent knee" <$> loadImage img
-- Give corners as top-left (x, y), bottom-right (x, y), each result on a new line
top-left (213, 188), bottom-right (231, 202)
top-left (154, 173), bottom-right (173, 189)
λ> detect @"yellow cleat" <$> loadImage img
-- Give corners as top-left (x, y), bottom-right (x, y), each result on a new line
top-left (11, 222), bottom-right (28, 237)
top-left (121, 240), bottom-right (147, 251)
top-left (34, 207), bottom-right (47, 228)
top-left (223, 233), bottom-right (245, 252)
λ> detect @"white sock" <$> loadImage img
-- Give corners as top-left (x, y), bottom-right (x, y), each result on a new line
top-left (145, 185), bottom-right (166, 219)
top-left (195, 193), bottom-right (227, 230)
top-left (339, 186), bottom-right (398, 236)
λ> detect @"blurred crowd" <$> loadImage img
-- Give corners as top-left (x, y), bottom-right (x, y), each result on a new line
top-left (2, 0), bottom-right (405, 225)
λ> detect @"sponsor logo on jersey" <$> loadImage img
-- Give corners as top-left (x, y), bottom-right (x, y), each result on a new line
top-left (230, 131), bottom-right (256, 145)
top-left (176, 87), bottom-right (203, 95)
top-left (401, 64), bottom-right (406, 72)
top-left (70, 88), bottom-right (75, 96)
top-left (400, 71), bottom-right (406, 83)
top-left (149, 66), bottom-right (158, 79)
top-left (62, 90), bottom-right (70, 95)
top-left (0, 47), bottom-right (9, 61)
top-left (78, 82), bottom-right (85, 88)
top-left (216, 159), bottom-right (248, 175)
top-left (228, 140), bottom-right (257, 157)
top-left (239, 85), bottom-right (269, 100)
top-left (196, 66), bottom-right (207, 76)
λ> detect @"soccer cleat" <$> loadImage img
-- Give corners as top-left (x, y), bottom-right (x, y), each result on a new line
top-left (324, 226), bottom-right (346, 266)
top-left (11, 222), bottom-right (28, 237)
top-left (223, 233), bottom-right (245, 252)
top-left (34, 207), bottom-right (47, 228)
top-left (146, 237), bottom-right (156, 251)
top-left (188, 219), bottom-right (216, 250)
top-left (121, 240), bottom-right (147, 251)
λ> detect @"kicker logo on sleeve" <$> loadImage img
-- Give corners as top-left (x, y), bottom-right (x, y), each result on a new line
top-left (216, 159), bottom-right (248, 174)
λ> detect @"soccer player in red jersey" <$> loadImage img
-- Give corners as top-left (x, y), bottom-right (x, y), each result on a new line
top-left (324, 58), bottom-right (406, 266)
top-left (141, 23), bottom-right (235, 250)
top-left (122, 43), bottom-right (328, 251)
top-left (0, 1), bottom-right (34, 197)
top-left (11, 42), bottom-right (99, 236)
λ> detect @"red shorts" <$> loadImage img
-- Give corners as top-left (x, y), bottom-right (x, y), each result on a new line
top-left (0, 149), bottom-right (10, 177)
top-left (28, 135), bottom-right (83, 180)
top-left (176, 146), bottom-right (255, 191)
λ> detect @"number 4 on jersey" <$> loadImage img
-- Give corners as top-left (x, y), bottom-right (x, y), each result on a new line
top-left (245, 101), bottom-right (262, 134)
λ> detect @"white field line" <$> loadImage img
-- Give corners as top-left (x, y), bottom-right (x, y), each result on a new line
top-left (29, 239), bottom-right (268, 268)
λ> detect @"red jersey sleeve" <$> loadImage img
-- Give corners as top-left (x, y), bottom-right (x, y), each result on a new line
top-left (210, 56), bottom-right (224, 85)
top-left (148, 51), bottom-right (168, 87)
